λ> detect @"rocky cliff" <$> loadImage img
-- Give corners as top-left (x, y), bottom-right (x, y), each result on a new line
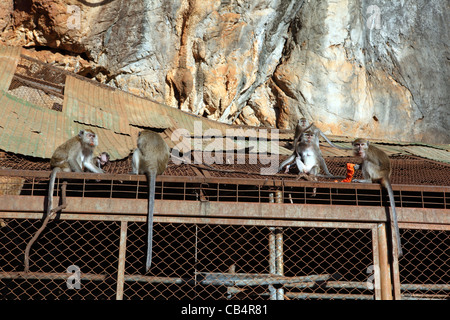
top-left (1, 0), bottom-right (448, 144)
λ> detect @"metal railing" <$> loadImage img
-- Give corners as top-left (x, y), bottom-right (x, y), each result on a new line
top-left (0, 170), bottom-right (448, 300)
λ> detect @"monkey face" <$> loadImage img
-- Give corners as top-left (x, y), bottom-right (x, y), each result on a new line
top-left (87, 134), bottom-right (97, 147)
top-left (299, 118), bottom-right (308, 128)
top-left (82, 130), bottom-right (98, 147)
top-left (97, 152), bottom-right (110, 166)
top-left (353, 141), bottom-right (368, 158)
top-left (302, 131), bottom-right (314, 144)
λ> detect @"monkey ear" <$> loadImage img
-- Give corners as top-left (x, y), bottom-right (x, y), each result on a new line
top-left (78, 130), bottom-right (85, 137)
top-left (366, 140), bottom-right (370, 146)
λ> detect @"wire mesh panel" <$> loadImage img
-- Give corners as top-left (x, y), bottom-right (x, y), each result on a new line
top-left (0, 218), bottom-right (120, 300)
top-left (0, 218), bottom-right (377, 300)
top-left (195, 225), bottom-right (272, 300)
top-left (1, 216), bottom-right (449, 300)
top-left (0, 172), bottom-right (448, 300)
top-left (122, 222), bottom-right (376, 300)
top-left (282, 227), bottom-right (374, 300)
top-left (123, 222), bottom-right (198, 300)
top-left (400, 228), bottom-right (450, 300)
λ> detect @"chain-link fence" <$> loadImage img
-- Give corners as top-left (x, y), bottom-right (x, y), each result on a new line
top-left (0, 170), bottom-right (448, 300)
top-left (1, 209), bottom-right (448, 300)
top-left (0, 218), bottom-right (376, 300)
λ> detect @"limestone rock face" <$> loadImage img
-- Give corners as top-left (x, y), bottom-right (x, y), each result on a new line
top-left (1, 0), bottom-right (448, 144)
top-left (271, 0), bottom-right (449, 143)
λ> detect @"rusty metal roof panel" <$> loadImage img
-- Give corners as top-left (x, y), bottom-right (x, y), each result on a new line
top-left (233, 139), bottom-right (292, 156)
top-left (193, 136), bottom-right (238, 152)
top-left (321, 145), bottom-right (351, 157)
top-left (0, 45), bottom-right (21, 92)
top-left (0, 46), bottom-right (448, 168)
top-left (166, 107), bottom-right (192, 132)
top-left (162, 127), bottom-right (191, 151)
top-left (63, 76), bottom-right (130, 134)
top-left (0, 92), bottom-right (58, 158)
top-left (403, 145), bottom-right (450, 164)
top-left (109, 89), bottom-right (131, 134)
top-left (0, 91), bottom-right (134, 160)
top-left (119, 92), bottom-right (174, 129)
top-left (372, 144), bottom-right (405, 156)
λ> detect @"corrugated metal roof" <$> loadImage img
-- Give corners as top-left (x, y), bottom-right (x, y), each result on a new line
top-left (0, 92), bottom-right (56, 158)
top-left (0, 46), bottom-right (448, 166)
top-left (64, 76), bottom-right (130, 135)
top-left (403, 145), bottom-right (450, 164)
top-left (118, 89), bottom-right (175, 129)
top-left (0, 45), bottom-right (21, 91)
top-left (233, 139), bottom-right (292, 156)
top-left (0, 91), bottom-right (135, 160)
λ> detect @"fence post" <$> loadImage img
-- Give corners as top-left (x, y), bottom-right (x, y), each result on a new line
top-left (268, 193), bottom-right (277, 300)
top-left (116, 220), bottom-right (128, 300)
top-left (377, 223), bottom-right (393, 300)
top-left (390, 232), bottom-right (402, 300)
top-left (275, 191), bottom-right (284, 300)
top-left (268, 191), bottom-right (285, 300)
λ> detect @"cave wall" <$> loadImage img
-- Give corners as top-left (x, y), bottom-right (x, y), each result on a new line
top-left (1, 0), bottom-right (448, 144)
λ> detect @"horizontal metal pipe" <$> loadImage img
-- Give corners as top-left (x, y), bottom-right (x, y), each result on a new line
top-left (0, 272), bottom-right (106, 281)
top-left (123, 275), bottom-right (189, 285)
top-left (402, 294), bottom-right (449, 300)
top-left (0, 195), bottom-right (448, 225)
top-left (284, 281), bottom-right (372, 290)
top-left (195, 273), bottom-right (339, 286)
top-left (2, 271), bottom-right (446, 293)
top-left (0, 169), bottom-right (448, 192)
top-left (400, 283), bottom-right (450, 291)
top-left (0, 211), bottom-right (380, 230)
top-left (277, 292), bottom-right (374, 300)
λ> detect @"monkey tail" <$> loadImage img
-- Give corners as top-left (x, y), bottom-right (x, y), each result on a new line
top-left (46, 168), bottom-right (59, 215)
top-left (24, 168), bottom-right (59, 272)
top-left (384, 180), bottom-right (403, 258)
top-left (145, 171), bottom-right (157, 272)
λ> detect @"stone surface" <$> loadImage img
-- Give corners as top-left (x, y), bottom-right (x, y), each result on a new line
top-left (1, 0), bottom-right (448, 144)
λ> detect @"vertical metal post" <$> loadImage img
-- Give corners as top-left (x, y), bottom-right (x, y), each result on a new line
top-left (268, 191), bottom-right (284, 300)
top-left (371, 224), bottom-right (382, 300)
top-left (268, 227), bottom-right (277, 300)
top-left (275, 191), bottom-right (284, 300)
top-left (377, 223), bottom-right (393, 300)
top-left (116, 220), bottom-right (128, 300)
top-left (391, 230), bottom-right (402, 300)
top-left (110, 180), bottom-right (114, 199)
top-left (268, 193), bottom-right (277, 300)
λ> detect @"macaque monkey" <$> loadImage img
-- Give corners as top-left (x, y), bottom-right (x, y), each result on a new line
top-left (293, 118), bottom-right (352, 151)
top-left (131, 130), bottom-right (170, 272)
top-left (48, 129), bottom-right (104, 206)
top-left (96, 152), bottom-right (110, 170)
top-left (279, 130), bottom-right (331, 177)
top-left (25, 129), bottom-right (104, 271)
top-left (352, 138), bottom-right (403, 258)
top-left (292, 117), bottom-right (311, 148)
